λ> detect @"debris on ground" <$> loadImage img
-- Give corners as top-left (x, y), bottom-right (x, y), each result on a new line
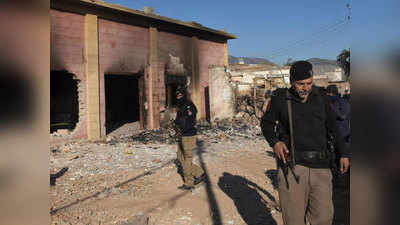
top-left (50, 117), bottom-right (278, 225)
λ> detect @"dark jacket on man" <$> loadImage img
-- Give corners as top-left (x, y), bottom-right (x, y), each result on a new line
top-left (261, 86), bottom-right (350, 168)
top-left (328, 95), bottom-right (351, 141)
top-left (175, 99), bottom-right (197, 136)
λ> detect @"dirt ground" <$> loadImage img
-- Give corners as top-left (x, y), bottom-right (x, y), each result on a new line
top-left (50, 126), bottom-right (283, 225)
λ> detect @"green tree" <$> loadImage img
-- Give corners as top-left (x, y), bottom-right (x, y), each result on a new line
top-left (337, 49), bottom-right (350, 80)
top-left (284, 57), bottom-right (293, 66)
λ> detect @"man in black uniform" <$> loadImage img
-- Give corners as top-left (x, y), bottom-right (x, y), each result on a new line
top-left (261, 61), bottom-right (350, 225)
top-left (326, 84), bottom-right (351, 225)
top-left (174, 86), bottom-right (205, 190)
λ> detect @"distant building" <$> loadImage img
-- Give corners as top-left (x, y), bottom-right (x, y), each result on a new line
top-left (208, 63), bottom-right (350, 121)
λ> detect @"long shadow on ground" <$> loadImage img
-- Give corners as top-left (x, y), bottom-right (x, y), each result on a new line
top-left (265, 169), bottom-right (278, 190)
top-left (196, 140), bottom-right (223, 225)
top-left (218, 172), bottom-right (278, 225)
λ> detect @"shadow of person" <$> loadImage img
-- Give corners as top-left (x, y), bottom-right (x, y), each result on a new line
top-left (50, 167), bottom-right (68, 186)
top-left (265, 169), bottom-right (278, 190)
top-left (218, 172), bottom-right (277, 225)
top-left (173, 159), bottom-right (185, 183)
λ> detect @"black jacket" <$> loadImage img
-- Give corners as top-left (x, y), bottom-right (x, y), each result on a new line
top-left (174, 99), bottom-right (197, 136)
top-left (328, 95), bottom-right (351, 140)
top-left (261, 86), bottom-right (350, 167)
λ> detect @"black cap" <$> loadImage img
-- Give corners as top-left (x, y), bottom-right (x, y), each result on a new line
top-left (290, 61), bottom-right (313, 81)
top-left (326, 85), bottom-right (339, 95)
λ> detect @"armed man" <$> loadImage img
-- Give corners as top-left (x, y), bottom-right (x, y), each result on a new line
top-left (174, 86), bottom-right (205, 191)
top-left (261, 61), bottom-right (350, 225)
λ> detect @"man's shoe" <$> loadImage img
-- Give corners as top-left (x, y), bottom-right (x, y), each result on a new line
top-left (194, 173), bottom-right (206, 185)
top-left (178, 184), bottom-right (195, 191)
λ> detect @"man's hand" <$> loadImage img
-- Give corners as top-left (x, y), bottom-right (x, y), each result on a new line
top-left (340, 157), bottom-right (350, 174)
top-left (273, 141), bottom-right (289, 164)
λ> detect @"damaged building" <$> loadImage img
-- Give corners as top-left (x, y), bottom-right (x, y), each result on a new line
top-left (50, 0), bottom-right (235, 141)
top-left (208, 62), bottom-right (350, 121)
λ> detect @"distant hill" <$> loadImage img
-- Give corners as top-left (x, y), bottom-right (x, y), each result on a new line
top-left (229, 55), bottom-right (276, 66)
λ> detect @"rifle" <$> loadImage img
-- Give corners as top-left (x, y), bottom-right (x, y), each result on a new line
top-left (285, 90), bottom-right (300, 187)
top-left (276, 155), bottom-right (299, 189)
top-left (271, 90), bottom-right (300, 189)
top-left (274, 121), bottom-right (299, 189)
top-left (327, 132), bottom-right (341, 176)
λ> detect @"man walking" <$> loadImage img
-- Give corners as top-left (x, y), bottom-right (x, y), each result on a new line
top-left (326, 85), bottom-right (350, 144)
top-left (174, 86), bottom-right (205, 190)
top-left (326, 84), bottom-right (351, 225)
top-left (261, 61), bottom-right (350, 225)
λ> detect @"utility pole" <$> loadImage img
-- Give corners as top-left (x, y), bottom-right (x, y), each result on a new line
top-left (346, 2), bottom-right (351, 23)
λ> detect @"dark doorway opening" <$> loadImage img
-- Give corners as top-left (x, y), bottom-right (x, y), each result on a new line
top-left (105, 74), bottom-right (140, 134)
top-left (165, 75), bottom-right (187, 108)
top-left (167, 83), bottom-right (180, 107)
top-left (205, 86), bottom-right (211, 123)
top-left (50, 70), bottom-right (79, 133)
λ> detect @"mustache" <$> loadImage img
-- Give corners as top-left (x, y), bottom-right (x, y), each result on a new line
top-left (298, 90), bottom-right (311, 96)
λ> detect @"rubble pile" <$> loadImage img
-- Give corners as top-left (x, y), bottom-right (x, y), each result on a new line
top-left (235, 95), bottom-right (265, 125)
top-left (108, 118), bottom-right (263, 146)
top-left (198, 118), bottom-right (263, 143)
top-left (123, 127), bottom-right (176, 145)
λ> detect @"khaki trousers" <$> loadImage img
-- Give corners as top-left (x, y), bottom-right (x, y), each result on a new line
top-left (177, 136), bottom-right (204, 186)
top-left (278, 165), bottom-right (333, 225)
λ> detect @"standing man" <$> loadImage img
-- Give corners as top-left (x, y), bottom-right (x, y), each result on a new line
top-left (326, 84), bottom-right (351, 225)
top-left (326, 85), bottom-right (350, 144)
top-left (342, 89), bottom-right (350, 103)
top-left (261, 61), bottom-right (350, 225)
top-left (174, 86), bottom-right (205, 190)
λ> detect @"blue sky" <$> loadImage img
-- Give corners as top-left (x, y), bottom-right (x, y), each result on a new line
top-left (106, 0), bottom-right (399, 65)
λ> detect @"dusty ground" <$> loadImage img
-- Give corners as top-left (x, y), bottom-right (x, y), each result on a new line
top-left (50, 123), bottom-right (283, 225)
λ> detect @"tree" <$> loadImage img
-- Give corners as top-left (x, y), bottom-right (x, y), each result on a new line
top-left (284, 57), bottom-right (293, 66)
top-left (337, 49), bottom-right (350, 80)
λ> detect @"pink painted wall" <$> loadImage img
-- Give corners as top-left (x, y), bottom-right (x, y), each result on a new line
top-left (198, 39), bottom-right (225, 118)
top-left (50, 9), bottom-right (87, 139)
top-left (98, 18), bottom-right (149, 135)
top-left (51, 8), bottom-right (229, 139)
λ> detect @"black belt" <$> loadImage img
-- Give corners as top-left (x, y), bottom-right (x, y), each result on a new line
top-left (295, 151), bottom-right (328, 163)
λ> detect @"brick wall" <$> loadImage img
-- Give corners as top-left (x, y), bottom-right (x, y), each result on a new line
top-left (157, 63), bottom-right (166, 111)
top-left (197, 39), bottom-right (225, 118)
top-left (158, 31), bottom-right (192, 105)
top-left (50, 9), bottom-right (87, 139)
top-left (158, 31), bottom-right (192, 69)
top-left (51, 8), bottom-right (230, 139)
top-left (157, 33), bottom-right (226, 119)
top-left (98, 18), bottom-right (149, 135)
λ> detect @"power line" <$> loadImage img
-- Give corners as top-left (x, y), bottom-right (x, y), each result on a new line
top-left (272, 24), bottom-right (350, 64)
top-left (268, 21), bottom-right (349, 59)
top-left (286, 27), bottom-right (349, 60)
top-left (268, 19), bottom-right (347, 58)
top-left (267, 2), bottom-right (352, 62)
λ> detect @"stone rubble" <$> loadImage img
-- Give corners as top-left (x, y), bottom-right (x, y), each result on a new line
top-left (235, 95), bottom-right (267, 126)
top-left (50, 117), bottom-right (274, 225)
